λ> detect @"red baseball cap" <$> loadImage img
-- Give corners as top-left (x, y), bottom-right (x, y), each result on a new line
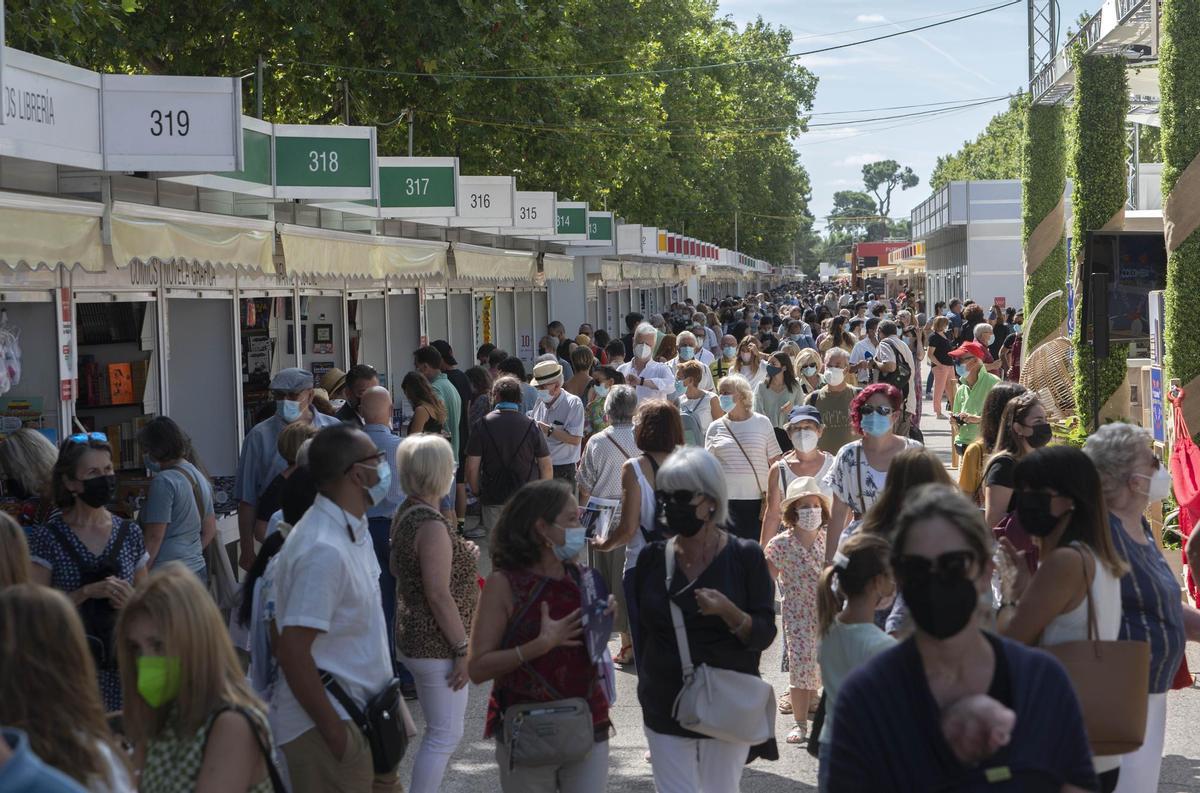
top-left (950, 340), bottom-right (989, 360)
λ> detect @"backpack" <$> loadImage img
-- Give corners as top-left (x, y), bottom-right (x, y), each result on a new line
top-left (878, 338), bottom-right (912, 402)
top-left (49, 518), bottom-right (130, 671)
top-left (479, 416), bottom-right (538, 504)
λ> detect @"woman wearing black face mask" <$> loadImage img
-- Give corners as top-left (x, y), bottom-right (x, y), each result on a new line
top-left (631, 446), bottom-right (779, 791)
top-left (997, 446), bottom-right (1128, 792)
top-left (28, 433), bottom-right (149, 712)
top-left (982, 392), bottom-right (1052, 530)
top-left (828, 484), bottom-right (1098, 793)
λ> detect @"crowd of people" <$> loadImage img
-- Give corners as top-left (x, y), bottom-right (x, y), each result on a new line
top-left (0, 284), bottom-right (1194, 793)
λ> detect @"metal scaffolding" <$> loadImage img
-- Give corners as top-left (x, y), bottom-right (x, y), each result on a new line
top-left (1027, 0), bottom-right (1058, 86)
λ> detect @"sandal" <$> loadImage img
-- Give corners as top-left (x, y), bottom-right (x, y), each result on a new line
top-left (613, 644), bottom-right (634, 666)
top-left (786, 724), bottom-right (807, 745)
top-left (778, 690), bottom-right (793, 715)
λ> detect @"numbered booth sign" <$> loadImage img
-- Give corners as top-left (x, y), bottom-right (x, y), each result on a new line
top-left (450, 175), bottom-right (515, 225)
top-left (378, 156), bottom-right (458, 218)
top-left (554, 201), bottom-right (588, 241)
top-left (512, 191), bottom-right (556, 233)
top-left (100, 75), bottom-right (242, 172)
top-left (273, 124), bottom-right (377, 200)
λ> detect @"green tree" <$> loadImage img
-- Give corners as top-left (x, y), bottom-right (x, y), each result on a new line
top-left (862, 160), bottom-right (919, 220)
top-left (827, 190), bottom-right (878, 236)
top-left (931, 94), bottom-right (1030, 190)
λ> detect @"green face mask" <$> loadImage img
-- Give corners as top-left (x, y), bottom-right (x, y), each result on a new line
top-left (137, 655), bottom-right (182, 708)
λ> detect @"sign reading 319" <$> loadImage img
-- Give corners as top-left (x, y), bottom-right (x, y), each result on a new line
top-left (100, 74), bottom-right (242, 172)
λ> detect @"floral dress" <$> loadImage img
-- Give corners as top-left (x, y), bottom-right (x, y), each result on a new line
top-left (28, 512), bottom-right (147, 712)
top-left (140, 705), bottom-right (274, 793)
top-left (765, 527), bottom-right (826, 689)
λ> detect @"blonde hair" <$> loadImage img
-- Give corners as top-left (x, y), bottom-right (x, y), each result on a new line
top-left (0, 513), bottom-right (29, 588)
top-left (277, 421), bottom-right (318, 465)
top-left (796, 348), bottom-right (823, 372)
top-left (933, 315), bottom-right (950, 333)
top-left (396, 433), bottom-right (454, 499)
top-left (0, 428), bottom-right (57, 499)
top-left (116, 565), bottom-right (267, 745)
top-left (0, 584), bottom-right (125, 786)
top-left (717, 373), bottom-right (753, 411)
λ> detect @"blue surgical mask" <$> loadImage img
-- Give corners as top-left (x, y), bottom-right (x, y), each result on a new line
top-left (366, 463), bottom-right (391, 505)
top-left (955, 363), bottom-right (968, 378)
top-left (766, 365), bottom-right (782, 378)
top-left (277, 399), bottom-right (302, 422)
top-left (719, 394), bottom-right (736, 412)
top-left (537, 389), bottom-right (554, 404)
top-left (553, 525), bottom-right (587, 561)
top-left (801, 365), bottom-right (818, 377)
top-left (723, 346), bottom-right (737, 359)
top-left (675, 380), bottom-right (687, 395)
top-left (678, 346), bottom-right (695, 361)
top-left (861, 412), bottom-right (892, 437)
top-left (790, 334), bottom-right (803, 342)
top-left (593, 384), bottom-right (609, 398)
top-left (143, 454), bottom-right (160, 473)
top-left (1012, 324), bottom-right (1022, 334)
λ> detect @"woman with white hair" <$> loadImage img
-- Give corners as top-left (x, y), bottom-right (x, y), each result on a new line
top-left (631, 446), bottom-right (779, 792)
top-left (391, 434), bottom-right (480, 793)
top-left (1083, 423), bottom-right (1199, 793)
top-left (705, 374), bottom-right (782, 541)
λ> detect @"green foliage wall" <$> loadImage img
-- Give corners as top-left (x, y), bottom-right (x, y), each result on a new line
top-left (1161, 0), bottom-right (1200, 413)
top-left (1021, 104), bottom-right (1066, 348)
top-left (1068, 51), bottom-right (1129, 428)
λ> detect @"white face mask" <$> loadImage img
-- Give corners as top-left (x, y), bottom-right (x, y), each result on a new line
top-left (791, 429), bottom-right (819, 453)
top-left (740, 351), bottom-right (753, 363)
top-left (825, 367), bottom-right (845, 386)
top-left (1133, 467), bottom-right (1172, 503)
top-left (795, 506), bottom-right (824, 532)
top-left (634, 343), bottom-right (652, 361)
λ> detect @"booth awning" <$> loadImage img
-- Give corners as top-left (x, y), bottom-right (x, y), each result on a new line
top-left (601, 259), bottom-right (622, 282)
top-left (279, 224), bottom-right (447, 279)
top-left (452, 243), bottom-right (536, 282)
top-left (111, 201), bottom-right (275, 272)
top-left (0, 192), bottom-right (104, 272)
top-left (542, 253), bottom-right (574, 282)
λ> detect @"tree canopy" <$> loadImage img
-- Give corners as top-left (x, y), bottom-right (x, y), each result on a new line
top-left (9, 0), bottom-right (817, 264)
top-left (930, 94), bottom-right (1029, 190)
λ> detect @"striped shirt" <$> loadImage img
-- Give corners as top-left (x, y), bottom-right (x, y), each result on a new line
top-left (1109, 513), bottom-right (1185, 693)
top-left (704, 414), bottom-right (782, 500)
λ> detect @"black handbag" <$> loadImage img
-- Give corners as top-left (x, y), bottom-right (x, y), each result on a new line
top-left (319, 671), bottom-right (408, 774)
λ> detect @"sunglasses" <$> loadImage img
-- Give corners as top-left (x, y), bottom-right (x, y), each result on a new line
top-left (344, 451), bottom-right (386, 473)
top-left (656, 489), bottom-right (697, 506)
top-left (67, 432), bottom-right (108, 445)
top-left (859, 404), bottom-right (894, 416)
top-left (894, 550), bottom-right (979, 581)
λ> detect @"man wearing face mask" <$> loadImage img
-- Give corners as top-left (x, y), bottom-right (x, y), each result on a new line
top-left (273, 424), bottom-right (404, 792)
top-left (529, 361), bottom-right (586, 486)
top-left (619, 323), bottom-right (675, 402)
top-left (848, 317), bottom-right (881, 385)
top-left (668, 331), bottom-right (715, 392)
top-left (805, 348), bottom-right (859, 456)
top-left (711, 334), bottom-right (740, 382)
top-left (949, 341), bottom-right (999, 457)
top-left (235, 367), bottom-right (340, 572)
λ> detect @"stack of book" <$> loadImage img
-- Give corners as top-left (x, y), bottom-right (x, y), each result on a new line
top-left (103, 415), bottom-right (154, 471)
top-left (77, 357), bottom-right (149, 408)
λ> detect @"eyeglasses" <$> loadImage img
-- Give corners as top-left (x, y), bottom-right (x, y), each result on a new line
top-left (343, 451), bottom-right (386, 473)
top-left (656, 489), bottom-right (698, 506)
top-left (894, 550), bottom-right (979, 581)
top-left (859, 404), bottom-right (894, 416)
top-left (67, 432), bottom-right (108, 445)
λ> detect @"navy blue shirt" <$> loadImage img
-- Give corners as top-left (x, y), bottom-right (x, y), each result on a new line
top-left (0, 729), bottom-right (87, 793)
top-left (828, 633), bottom-right (1097, 793)
top-left (1109, 514), bottom-right (1185, 693)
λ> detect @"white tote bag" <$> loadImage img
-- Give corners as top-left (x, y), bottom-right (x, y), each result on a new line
top-left (665, 537), bottom-right (776, 745)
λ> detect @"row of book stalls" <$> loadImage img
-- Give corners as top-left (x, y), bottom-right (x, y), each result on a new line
top-left (0, 189), bottom-right (732, 541)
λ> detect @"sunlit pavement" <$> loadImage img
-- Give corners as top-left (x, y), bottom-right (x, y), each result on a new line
top-left (404, 412), bottom-right (1200, 791)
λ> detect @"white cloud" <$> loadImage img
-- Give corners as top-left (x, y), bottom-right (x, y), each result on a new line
top-left (855, 13), bottom-right (886, 22)
top-left (839, 152), bottom-right (888, 166)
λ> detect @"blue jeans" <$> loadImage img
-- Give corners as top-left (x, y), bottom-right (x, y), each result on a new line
top-left (818, 739), bottom-right (832, 791)
top-left (367, 516), bottom-right (412, 685)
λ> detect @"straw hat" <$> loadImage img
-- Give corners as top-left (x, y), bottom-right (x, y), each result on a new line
top-left (319, 367), bottom-right (347, 396)
top-left (779, 476), bottom-right (830, 513)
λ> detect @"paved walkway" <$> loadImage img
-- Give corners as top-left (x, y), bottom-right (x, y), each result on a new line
top-left (401, 412), bottom-right (1200, 791)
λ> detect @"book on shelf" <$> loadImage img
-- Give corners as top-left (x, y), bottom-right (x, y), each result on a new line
top-left (108, 363), bottom-right (134, 405)
top-left (103, 414), bottom-right (154, 471)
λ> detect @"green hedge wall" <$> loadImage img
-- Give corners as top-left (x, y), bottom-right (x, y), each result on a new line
top-left (1021, 104), bottom-right (1067, 347)
top-left (1068, 50), bottom-right (1129, 428)
top-left (1161, 0), bottom-right (1200, 408)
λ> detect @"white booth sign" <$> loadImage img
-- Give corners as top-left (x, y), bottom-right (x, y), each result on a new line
top-left (100, 75), bottom-right (243, 172)
top-left (451, 175), bottom-right (515, 225)
top-left (617, 224), bottom-right (642, 255)
top-left (0, 47), bottom-right (102, 169)
top-left (513, 191), bottom-right (555, 231)
top-left (641, 226), bottom-right (659, 255)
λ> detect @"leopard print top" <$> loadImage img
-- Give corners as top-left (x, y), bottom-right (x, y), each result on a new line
top-left (390, 500), bottom-right (479, 659)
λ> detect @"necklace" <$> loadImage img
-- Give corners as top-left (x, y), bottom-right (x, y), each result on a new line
top-left (677, 527), bottom-right (721, 575)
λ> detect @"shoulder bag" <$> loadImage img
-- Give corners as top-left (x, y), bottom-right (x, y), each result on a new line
top-left (1043, 546), bottom-right (1150, 755)
top-left (499, 577), bottom-right (595, 770)
top-left (723, 417), bottom-right (768, 520)
top-left (318, 671), bottom-right (409, 775)
top-left (170, 465), bottom-right (238, 614)
top-left (665, 537), bottom-right (776, 744)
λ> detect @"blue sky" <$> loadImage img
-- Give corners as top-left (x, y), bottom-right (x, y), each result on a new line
top-left (716, 0), bottom-right (1033, 227)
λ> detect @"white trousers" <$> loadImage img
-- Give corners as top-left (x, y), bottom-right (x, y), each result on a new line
top-left (644, 727), bottom-right (751, 793)
top-left (401, 656), bottom-right (469, 793)
top-left (1113, 691), bottom-right (1167, 793)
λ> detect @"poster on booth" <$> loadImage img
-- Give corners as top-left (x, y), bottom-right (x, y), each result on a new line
top-left (1151, 366), bottom-right (1165, 444)
top-left (518, 330), bottom-right (534, 363)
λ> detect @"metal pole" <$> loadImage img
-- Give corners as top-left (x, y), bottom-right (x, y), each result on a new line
top-left (734, 210), bottom-right (739, 252)
top-left (407, 108), bottom-right (414, 157)
top-left (255, 54), bottom-right (264, 119)
top-left (1027, 0), bottom-right (1036, 86)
